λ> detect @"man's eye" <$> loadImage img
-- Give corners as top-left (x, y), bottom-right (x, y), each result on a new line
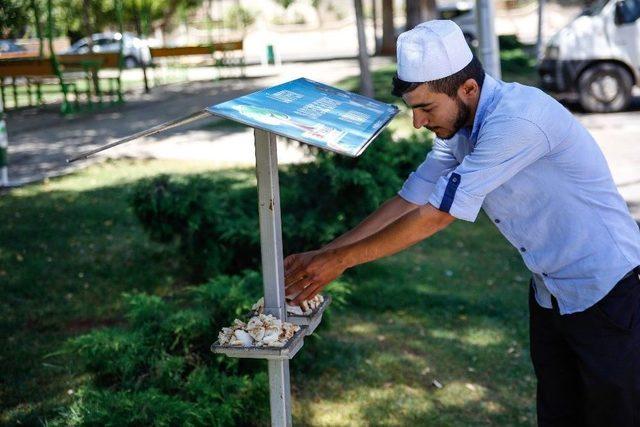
top-left (421, 107), bottom-right (432, 113)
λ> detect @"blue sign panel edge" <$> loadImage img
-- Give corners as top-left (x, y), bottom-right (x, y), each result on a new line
top-left (205, 78), bottom-right (399, 158)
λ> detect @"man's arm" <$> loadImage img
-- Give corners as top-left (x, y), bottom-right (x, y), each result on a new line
top-left (321, 195), bottom-right (420, 250)
top-left (339, 203), bottom-right (454, 268)
top-left (285, 203), bottom-right (454, 304)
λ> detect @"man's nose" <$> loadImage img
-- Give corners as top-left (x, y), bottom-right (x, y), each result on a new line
top-left (413, 111), bottom-right (428, 130)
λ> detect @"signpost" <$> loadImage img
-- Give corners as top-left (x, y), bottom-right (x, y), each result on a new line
top-left (68, 78), bottom-right (399, 426)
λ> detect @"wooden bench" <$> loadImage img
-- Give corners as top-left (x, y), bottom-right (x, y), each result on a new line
top-left (149, 40), bottom-right (245, 77)
top-left (0, 55), bottom-right (122, 114)
top-left (58, 52), bottom-right (122, 69)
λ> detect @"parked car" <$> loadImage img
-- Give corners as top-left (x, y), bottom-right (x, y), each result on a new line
top-left (438, 1), bottom-right (478, 47)
top-left (538, 0), bottom-right (640, 112)
top-left (65, 32), bottom-right (151, 68)
top-left (0, 40), bottom-right (26, 53)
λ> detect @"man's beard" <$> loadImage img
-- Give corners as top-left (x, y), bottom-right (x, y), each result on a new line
top-left (437, 97), bottom-right (471, 141)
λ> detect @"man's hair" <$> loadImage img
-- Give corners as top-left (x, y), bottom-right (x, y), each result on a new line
top-left (392, 55), bottom-right (485, 98)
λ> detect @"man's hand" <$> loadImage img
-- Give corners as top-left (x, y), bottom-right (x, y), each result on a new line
top-left (284, 249), bottom-right (349, 305)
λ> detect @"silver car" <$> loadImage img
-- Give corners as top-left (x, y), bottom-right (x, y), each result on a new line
top-left (65, 32), bottom-right (151, 68)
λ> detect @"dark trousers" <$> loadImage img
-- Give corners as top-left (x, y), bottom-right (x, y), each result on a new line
top-left (529, 267), bottom-right (640, 427)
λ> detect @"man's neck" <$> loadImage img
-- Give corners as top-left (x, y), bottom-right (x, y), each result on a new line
top-left (466, 90), bottom-right (482, 128)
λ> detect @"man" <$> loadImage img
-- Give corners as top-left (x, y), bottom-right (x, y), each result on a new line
top-left (284, 20), bottom-right (640, 425)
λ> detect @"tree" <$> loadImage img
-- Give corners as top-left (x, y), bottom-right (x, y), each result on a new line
top-left (0, 0), bottom-right (33, 38)
top-left (371, 0), bottom-right (380, 53)
top-left (405, 0), bottom-right (436, 31)
top-left (311, 0), bottom-right (323, 27)
top-left (380, 0), bottom-right (395, 55)
top-left (274, 0), bottom-right (297, 9)
top-left (53, 0), bottom-right (204, 42)
top-left (354, 0), bottom-right (373, 97)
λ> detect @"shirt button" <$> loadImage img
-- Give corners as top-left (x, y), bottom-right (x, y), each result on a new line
top-left (494, 219), bottom-right (501, 224)
top-left (452, 177), bottom-right (458, 183)
top-left (520, 247), bottom-right (526, 252)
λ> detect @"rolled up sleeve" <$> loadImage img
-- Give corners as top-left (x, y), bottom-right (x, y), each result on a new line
top-left (398, 138), bottom-right (459, 205)
top-left (428, 117), bottom-right (551, 222)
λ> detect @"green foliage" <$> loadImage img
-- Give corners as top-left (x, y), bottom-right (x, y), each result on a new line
top-left (498, 34), bottom-right (524, 51)
top-left (63, 370), bottom-right (268, 426)
top-left (131, 131), bottom-right (431, 280)
top-left (275, 0), bottom-right (297, 9)
top-left (131, 175), bottom-right (259, 280)
top-left (224, 4), bottom-right (256, 30)
top-left (62, 271), bottom-right (268, 426)
top-left (0, 0), bottom-right (33, 38)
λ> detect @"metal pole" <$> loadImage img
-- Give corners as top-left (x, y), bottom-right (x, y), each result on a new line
top-left (476, 0), bottom-right (501, 79)
top-left (0, 97), bottom-right (9, 186)
top-left (536, 0), bottom-right (546, 60)
top-left (354, 0), bottom-right (374, 97)
top-left (66, 110), bottom-right (209, 163)
top-left (254, 129), bottom-right (291, 427)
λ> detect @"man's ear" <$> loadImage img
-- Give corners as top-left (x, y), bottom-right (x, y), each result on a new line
top-left (458, 78), bottom-right (479, 100)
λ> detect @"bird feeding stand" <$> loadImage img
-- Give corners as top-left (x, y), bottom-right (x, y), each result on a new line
top-left (67, 77), bottom-right (398, 427)
top-left (207, 78), bottom-right (398, 426)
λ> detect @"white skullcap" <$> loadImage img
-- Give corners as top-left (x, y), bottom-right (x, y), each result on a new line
top-left (397, 20), bottom-right (473, 82)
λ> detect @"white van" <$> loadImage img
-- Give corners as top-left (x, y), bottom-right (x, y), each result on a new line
top-left (538, 0), bottom-right (640, 112)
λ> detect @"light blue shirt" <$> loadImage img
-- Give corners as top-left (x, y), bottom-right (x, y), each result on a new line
top-left (398, 75), bottom-right (640, 314)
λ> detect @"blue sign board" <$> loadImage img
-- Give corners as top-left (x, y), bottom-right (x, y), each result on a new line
top-left (206, 78), bottom-right (399, 157)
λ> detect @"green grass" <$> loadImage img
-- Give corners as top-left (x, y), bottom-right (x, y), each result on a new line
top-left (293, 217), bottom-right (535, 426)
top-left (1, 57), bottom-right (539, 425)
top-left (0, 159), bottom-right (535, 425)
top-left (0, 159), bottom-right (238, 424)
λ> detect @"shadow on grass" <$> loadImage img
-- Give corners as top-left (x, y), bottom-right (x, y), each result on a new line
top-left (293, 305), bottom-right (535, 426)
top-left (291, 213), bottom-right (535, 425)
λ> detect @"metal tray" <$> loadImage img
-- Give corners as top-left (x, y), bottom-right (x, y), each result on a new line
top-left (211, 326), bottom-right (306, 360)
top-left (287, 295), bottom-right (332, 336)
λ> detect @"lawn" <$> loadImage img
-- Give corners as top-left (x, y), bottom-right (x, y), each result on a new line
top-left (0, 160), bottom-right (534, 425)
top-left (1, 46), bottom-right (539, 425)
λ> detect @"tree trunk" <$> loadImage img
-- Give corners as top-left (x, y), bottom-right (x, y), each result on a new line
top-left (405, 0), bottom-right (420, 30)
top-left (372, 0), bottom-right (380, 54)
top-left (380, 0), bottom-right (395, 56)
top-left (354, 0), bottom-right (373, 97)
top-left (424, 0), bottom-right (437, 20)
top-left (160, 1), bottom-right (181, 41)
top-left (406, 0), bottom-right (437, 30)
top-left (133, 0), bottom-right (150, 93)
top-left (82, 0), bottom-right (100, 96)
top-left (82, 0), bottom-right (93, 51)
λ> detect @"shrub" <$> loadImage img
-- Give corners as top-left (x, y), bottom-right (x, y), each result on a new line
top-left (62, 371), bottom-right (268, 427)
top-left (61, 271), bottom-right (267, 426)
top-left (131, 175), bottom-right (260, 280)
top-left (62, 129), bottom-right (429, 424)
top-left (131, 131), bottom-right (431, 280)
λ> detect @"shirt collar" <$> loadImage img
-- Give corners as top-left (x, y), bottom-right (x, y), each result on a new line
top-left (466, 74), bottom-right (499, 145)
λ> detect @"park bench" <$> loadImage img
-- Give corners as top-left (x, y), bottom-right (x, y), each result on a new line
top-left (149, 40), bottom-right (245, 78)
top-left (0, 52), bottom-right (123, 114)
